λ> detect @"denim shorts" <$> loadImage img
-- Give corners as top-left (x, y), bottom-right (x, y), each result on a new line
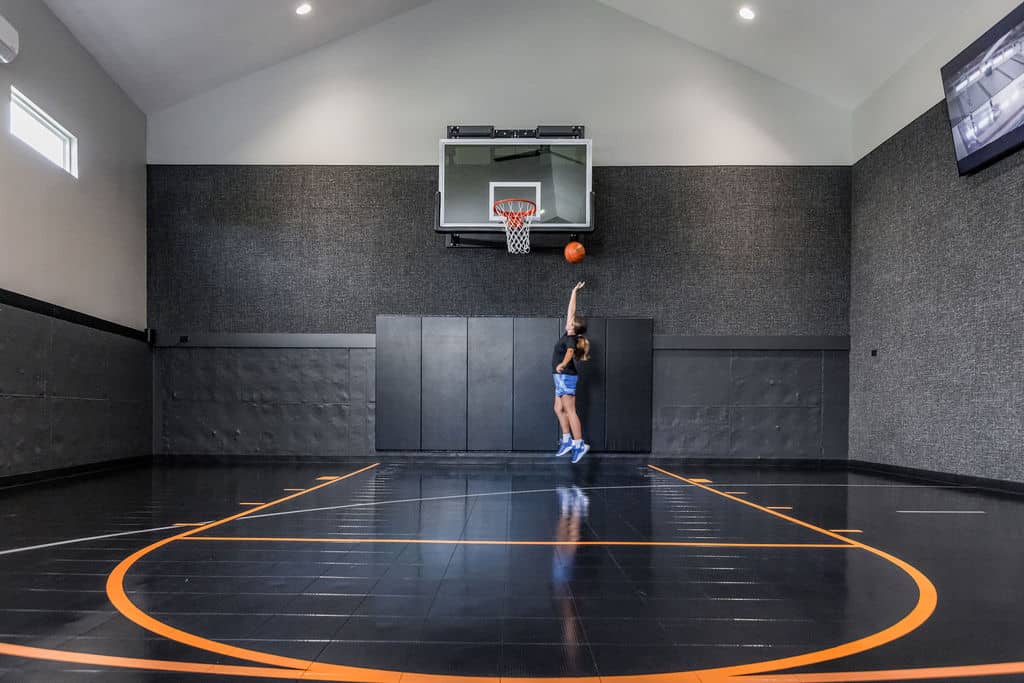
top-left (553, 373), bottom-right (578, 397)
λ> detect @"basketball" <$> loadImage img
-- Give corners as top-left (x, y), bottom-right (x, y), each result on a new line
top-left (564, 241), bottom-right (586, 263)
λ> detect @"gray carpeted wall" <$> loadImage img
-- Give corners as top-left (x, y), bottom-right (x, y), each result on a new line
top-left (147, 166), bottom-right (850, 336)
top-left (851, 103), bottom-right (1024, 482)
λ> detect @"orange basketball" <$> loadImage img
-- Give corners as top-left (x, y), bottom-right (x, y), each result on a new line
top-left (564, 241), bottom-right (586, 263)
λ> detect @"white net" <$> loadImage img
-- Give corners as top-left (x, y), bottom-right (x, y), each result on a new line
top-left (494, 198), bottom-right (536, 255)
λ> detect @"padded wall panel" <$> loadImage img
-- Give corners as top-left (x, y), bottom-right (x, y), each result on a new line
top-left (565, 317), bottom-right (606, 451)
top-left (375, 316), bottom-right (421, 450)
top-left (606, 318), bottom-right (653, 452)
top-left (1, 304), bottom-right (151, 478)
top-left (731, 351), bottom-right (822, 406)
top-left (730, 406), bottom-right (821, 458)
top-left (0, 397), bottom-right (50, 476)
top-left (51, 398), bottom-right (111, 467)
top-left (468, 317), bottom-right (513, 451)
top-left (653, 406), bottom-right (731, 455)
top-left (823, 350), bottom-right (850, 459)
top-left (513, 317), bottom-right (560, 450)
top-left (237, 348), bottom-right (350, 403)
top-left (421, 317), bottom-right (468, 451)
top-left (653, 350), bottom-right (731, 406)
top-left (0, 306), bottom-right (48, 397)
top-left (158, 346), bottom-right (374, 457)
top-left (48, 320), bottom-right (111, 399)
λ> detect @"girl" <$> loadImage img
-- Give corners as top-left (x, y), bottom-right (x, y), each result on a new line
top-left (553, 281), bottom-right (591, 463)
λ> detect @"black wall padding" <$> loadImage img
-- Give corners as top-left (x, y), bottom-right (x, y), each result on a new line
top-left (375, 316), bottom-right (421, 450)
top-left (421, 317), bottom-right (468, 451)
top-left (513, 317), bottom-right (561, 450)
top-left (562, 316), bottom-right (607, 451)
top-left (467, 317), bottom-right (513, 450)
top-left (606, 318), bottom-right (654, 451)
top-left (376, 315), bottom-right (652, 452)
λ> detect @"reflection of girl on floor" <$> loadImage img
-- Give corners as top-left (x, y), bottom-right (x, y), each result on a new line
top-left (553, 485), bottom-right (590, 670)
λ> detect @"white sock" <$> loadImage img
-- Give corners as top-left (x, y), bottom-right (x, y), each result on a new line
top-left (573, 439), bottom-right (582, 447)
top-left (562, 433), bottom-right (571, 442)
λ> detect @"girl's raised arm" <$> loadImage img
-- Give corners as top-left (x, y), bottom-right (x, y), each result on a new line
top-left (566, 281), bottom-right (585, 328)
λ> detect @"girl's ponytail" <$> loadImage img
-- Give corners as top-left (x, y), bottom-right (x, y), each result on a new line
top-left (575, 336), bottom-right (591, 362)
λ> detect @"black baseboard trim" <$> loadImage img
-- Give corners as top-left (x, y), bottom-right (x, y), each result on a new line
top-left (847, 459), bottom-right (1024, 496)
top-left (0, 455), bottom-right (153, 491)
top-left (0, 287), bottom-right (148, 342)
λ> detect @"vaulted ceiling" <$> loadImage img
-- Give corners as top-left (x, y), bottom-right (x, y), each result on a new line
top-left (44, 0), bottom-right (968, 114)
top-left (43, 0), bottom-right (434, 112)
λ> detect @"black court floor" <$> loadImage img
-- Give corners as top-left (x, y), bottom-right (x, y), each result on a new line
top-left (0, 461), bottom-right (1022, 682)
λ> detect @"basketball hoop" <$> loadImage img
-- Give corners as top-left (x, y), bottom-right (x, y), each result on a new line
top-left (493, 198), bottom-right (537, 254)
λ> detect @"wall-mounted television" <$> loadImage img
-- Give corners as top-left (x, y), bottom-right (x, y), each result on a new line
top-left (941, 2), bottom-right (1024, 175)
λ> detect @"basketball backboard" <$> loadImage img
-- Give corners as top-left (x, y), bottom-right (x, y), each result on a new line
top-left (436, 138), bottom-right (594, 233)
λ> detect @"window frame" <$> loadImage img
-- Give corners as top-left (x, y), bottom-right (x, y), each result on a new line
top-left (9, 85), bottom-right (78, 178)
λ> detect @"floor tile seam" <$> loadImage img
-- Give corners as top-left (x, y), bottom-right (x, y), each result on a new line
top-left (315, 476), bottom-right (392, 666)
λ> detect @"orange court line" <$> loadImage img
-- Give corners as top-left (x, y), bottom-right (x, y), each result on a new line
top-left (724, 491), bottom-right (749, 495)
top-left (767, 506), bottom-right (793, 510)
top-left (105, 463), bottom-right (400, 680)
top-left (647, 464), bottom-right (938, 678)
top-left (316, 476), bottom-right (341, 481)
top-left (2, 638), bottom-right (1021, 682)
top-left (183, 536), bottom-right (855, 549)
top-left (283, 488), bottom-right (305, 492)
top-left (239, 502), bottom-right (264, 506)
top-left (735, 659), bottom-right (1024, 681)
top-left (831, 529), bottom-right (863, 534)
top-left (690, 478), bottom-right (713, 483)
top-left (104, 462), bottom-right (934, 682)
top-left (0, 461), bottom-right (987, 683)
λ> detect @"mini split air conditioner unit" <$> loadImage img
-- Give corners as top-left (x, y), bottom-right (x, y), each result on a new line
top-left (0, 13), bottom-right (19, 64)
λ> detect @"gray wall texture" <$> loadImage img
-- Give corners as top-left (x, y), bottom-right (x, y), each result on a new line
top-left (147, 165), bottom-right (851, 336)
top-left (851, 103), bottom-right (1024, 482)
top-left (0, 304), bottom-right (151, 478)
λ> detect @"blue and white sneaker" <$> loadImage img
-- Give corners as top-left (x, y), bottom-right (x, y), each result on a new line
top-left (555, 439), bottom-right (573, 457)
top-left (571, 442), bottom-right (590, 464)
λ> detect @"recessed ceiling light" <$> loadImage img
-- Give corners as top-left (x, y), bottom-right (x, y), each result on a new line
top-left (738, 6), bottom-right (756, 20)
top-left (296, 3), bottom-right (312, 16)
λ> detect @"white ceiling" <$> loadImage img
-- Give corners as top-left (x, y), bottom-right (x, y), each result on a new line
top-left (45, 0), bottom-right (968, 114)
top-left (43, 0), bottom-right (434, 112)
top-left (598, 0), bottom-right (966, 109)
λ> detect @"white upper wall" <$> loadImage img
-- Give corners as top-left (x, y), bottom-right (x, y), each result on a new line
top-left (148, 0), bottom-right (851, 166)
top-left (853, 0), bottom-right (1023, 160)
top-left (0, 0), bottom-right (147, 328)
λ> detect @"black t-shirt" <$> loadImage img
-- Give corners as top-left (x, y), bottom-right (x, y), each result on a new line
top-left (552, 334), bottom-right (578, 375)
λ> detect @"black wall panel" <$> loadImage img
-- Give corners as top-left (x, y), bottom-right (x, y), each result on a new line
top-left (562, 317), bottom-right (607, 451)
top-left (513, 318), bottom-right (560, 451)
top-left (606, 318), bottom-right (653, 452)
top-left (468, 317), bottom-right (513, 450)
top-left (375, 316), bottom-right (421, 450)
top-left (421, 317), bottom-right (468, 451)
top-left (0, 303), bottom-right (151, 478)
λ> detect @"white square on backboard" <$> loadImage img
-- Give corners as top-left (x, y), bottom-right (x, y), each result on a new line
top-left (488, 182), bottom-right (542, 221)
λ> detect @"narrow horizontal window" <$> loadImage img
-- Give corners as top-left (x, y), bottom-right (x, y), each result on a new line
top-left (10, 86), bottom-right (77, 177)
